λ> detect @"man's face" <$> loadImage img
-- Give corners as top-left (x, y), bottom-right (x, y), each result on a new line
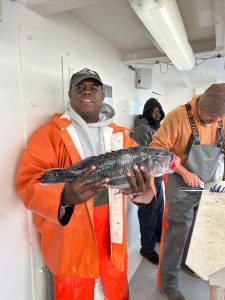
top-left (198, 109), bottom-right (222, 127)
top-left (68, 79), bottom-right (105, 123)
top-left (149, 107), bottom-right (161, 122)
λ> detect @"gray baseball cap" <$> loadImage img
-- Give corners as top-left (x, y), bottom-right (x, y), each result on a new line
top-left (70, 68), bottom-right (103, 89)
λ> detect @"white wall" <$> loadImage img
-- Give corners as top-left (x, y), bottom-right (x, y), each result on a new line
top-left (0, 0), bottom-right (165, 298)
top-left (164, 82), bottom-right (220, 114)
top-left (164, 85), bottom-right (195, 113)
top-left (130, 72), bottom-right (165, 121)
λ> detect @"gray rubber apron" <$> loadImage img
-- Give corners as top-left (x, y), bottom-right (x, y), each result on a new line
top-left (160, 103), bottom-right (223, 291)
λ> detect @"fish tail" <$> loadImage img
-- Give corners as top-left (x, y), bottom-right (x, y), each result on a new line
top-left (37, 168), bottom-right (74, 184)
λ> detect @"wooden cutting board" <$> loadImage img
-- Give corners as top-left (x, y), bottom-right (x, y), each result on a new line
top-left (186, 190), bottom-right (225, 281)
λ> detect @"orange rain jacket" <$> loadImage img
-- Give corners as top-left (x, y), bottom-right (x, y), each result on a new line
top-left (16, 113), bottom-right (137, 278)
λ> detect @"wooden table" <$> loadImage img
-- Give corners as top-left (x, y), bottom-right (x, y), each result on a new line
top-left (186, 191), bottom-right (225, 300)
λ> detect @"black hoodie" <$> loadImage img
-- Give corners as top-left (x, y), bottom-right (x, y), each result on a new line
top-left (130, 98), bottom-right (165, 146)
top-left (142, 98), bottom-right (165, 130)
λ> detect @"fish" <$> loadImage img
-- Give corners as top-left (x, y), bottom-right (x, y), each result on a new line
top-left (38, 146), bottom-right (180, 189)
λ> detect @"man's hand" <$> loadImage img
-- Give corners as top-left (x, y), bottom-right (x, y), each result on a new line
top-left (210, 180), bottom-right (225, 193)
top-left (182, 171), bottom-right (203, 187)
top-left (176, 164), bottom-right (203, 187)
top-left (62, 166), bottom-right (109, 206)
top-left (120, 165), bottom-right (151, 195)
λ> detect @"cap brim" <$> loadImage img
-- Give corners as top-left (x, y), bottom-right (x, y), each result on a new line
top-left (73, 74), bottom-right (103, 87)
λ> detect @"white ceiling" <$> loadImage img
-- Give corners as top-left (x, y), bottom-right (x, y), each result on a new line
top-left (19, 0), bottom-right (225, 88)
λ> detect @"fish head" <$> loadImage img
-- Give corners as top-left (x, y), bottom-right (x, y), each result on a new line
top-left (143, 148), bottom-right (180, 177)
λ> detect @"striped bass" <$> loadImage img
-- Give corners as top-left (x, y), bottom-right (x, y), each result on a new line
top-left (38, 146), bottom-right (180, 189)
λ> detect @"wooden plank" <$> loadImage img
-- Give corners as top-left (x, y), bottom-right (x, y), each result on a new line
top-left (186, 191), bottom-right (225, 281)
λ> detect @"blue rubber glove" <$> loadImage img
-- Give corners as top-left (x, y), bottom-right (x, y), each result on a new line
top-left (210, 180), bottom-right (225, 192)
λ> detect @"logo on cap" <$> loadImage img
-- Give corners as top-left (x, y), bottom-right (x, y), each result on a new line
top-left (78, 68), bottom-right (98, 75)
top-left (69, 68), bottom-right (103, 89)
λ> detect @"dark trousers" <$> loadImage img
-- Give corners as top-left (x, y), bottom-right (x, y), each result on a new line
top-left (138, 178), bottom-right (164, 252)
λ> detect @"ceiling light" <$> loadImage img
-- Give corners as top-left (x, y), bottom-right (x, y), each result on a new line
top-left (129, 0), bottom-right (196, 71)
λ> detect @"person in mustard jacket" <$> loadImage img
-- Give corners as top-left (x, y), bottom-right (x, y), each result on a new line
top-left (16, 68), bottom-right (156, 300)
top-left (151, 84), bottom-right (225, 300)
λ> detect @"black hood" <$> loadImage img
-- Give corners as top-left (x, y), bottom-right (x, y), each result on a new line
top-left (142, 98), bottom-right (165, 129)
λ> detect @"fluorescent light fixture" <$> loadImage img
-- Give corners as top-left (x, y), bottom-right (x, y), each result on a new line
top-left (129, 0), bottom-right (196, 71)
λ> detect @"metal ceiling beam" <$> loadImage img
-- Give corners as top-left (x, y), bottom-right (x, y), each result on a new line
top-left (21, 0), bottom-right (109, 16)
top-left (122, 49), bottom-right (223, 89)
top-left (0, 0), bottom-right (2, 22)
top-left (121, 47), bottom-right (223, 65)
top-left (214, 0), bottom-right (225, 82)
top-left (214, 0), bottom-right (225, 51)
top-left (121, 48), bottom-right (163, 64)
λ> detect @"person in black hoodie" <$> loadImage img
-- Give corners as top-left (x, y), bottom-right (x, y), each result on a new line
top-left (130, 98), bottom-right (165, 265)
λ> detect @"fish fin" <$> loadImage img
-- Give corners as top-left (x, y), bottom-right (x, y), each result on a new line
top-left (107, 177), bottom-right (129, 189)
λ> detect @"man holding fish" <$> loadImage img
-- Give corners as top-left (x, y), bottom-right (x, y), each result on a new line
top-left (150, 84), bottom-right (225, 300)
top-left (16, 68), bottom-right (179, 300)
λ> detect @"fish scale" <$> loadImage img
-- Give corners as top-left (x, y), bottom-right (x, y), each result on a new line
top-left (38, 146), bottom-right (180, 189)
